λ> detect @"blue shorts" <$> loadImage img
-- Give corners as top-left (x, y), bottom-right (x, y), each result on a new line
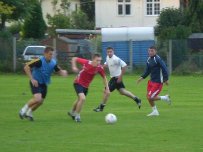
top-left (30, 81), bottom-right (47, 98)
top-left (74, 83), bottom-right (88, 96)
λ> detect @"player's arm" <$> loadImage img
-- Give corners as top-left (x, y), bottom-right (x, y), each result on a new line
top-left (24, 59), bottom-right (41, 87)
top-left (103, 61), bottom-right (108, 68)
top-left (117, 59), bottom-right (127, 83)
top-left (71, 57), bottom-right (88, 73)
top-left (54, 65), bottom-right (68, 77)
top-left (137, 63), bottom-right (150, 84)
top-left (158, 58), bottom-right (169, 85)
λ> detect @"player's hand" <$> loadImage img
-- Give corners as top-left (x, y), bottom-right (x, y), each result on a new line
top-left (164, 80), bottom-right (169, 86)
top-left (72, 67), bottom-right (79, 73)
top-left (137, 77), bottom-right (143, 84)
top-left (60, 70), bottom-right (68, 77)
top-left (31, 79), bottom-right (38, 87)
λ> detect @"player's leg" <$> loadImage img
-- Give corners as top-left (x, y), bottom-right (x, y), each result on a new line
top-left (25, 93), bottom-right (44, 121)
top-left (68, 99), bottom-right (79, 120)
top-left (19, 82), bottom-right (44, 121)
top-left (68, 84), bottom-right (87, 122)
top-left (93, 78), bottom-right (115, 112)
top-left (147, 81), bottom-right (162, 116)
top-left (74, 93), bottom-right (86, 122)
top-left (117, 81), bottom-right (141, 109)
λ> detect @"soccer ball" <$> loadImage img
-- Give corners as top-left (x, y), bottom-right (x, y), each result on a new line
top-left (105, 113), bottom-right (117, 124)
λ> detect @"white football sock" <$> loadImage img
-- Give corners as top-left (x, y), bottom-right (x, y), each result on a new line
top-left (26, 108), bottom-right (33, 117)
top-left (160, 96), bottom-right (168, 101)
top-left (21, 104), bottom-right (29, 113)
top-left (75, 113), bottom-right (80, 119)
top-left (152, 105), bottom-right (157, 111)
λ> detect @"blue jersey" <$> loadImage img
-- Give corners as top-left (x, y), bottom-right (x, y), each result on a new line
top-left (141, 55), bottom-right (168, 83)
top-left (32, 56), bottom-right (57, 85)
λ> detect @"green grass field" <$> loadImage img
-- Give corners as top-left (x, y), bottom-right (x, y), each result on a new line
top-left (0, 74), bottom-right (203, 152)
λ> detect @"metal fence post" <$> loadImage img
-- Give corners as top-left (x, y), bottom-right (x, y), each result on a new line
top-left (13, 37), bottom-right (16, 72)
top-left (168, 40), bottom-right (172, 75)
top-left (129, 39), bottom-right (133, 73)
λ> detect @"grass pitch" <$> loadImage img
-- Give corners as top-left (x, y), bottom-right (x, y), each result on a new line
top-left (0, 74), bottom-right (203, 152)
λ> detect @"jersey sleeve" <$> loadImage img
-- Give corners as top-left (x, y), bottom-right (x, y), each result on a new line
top-left (98, 66), bottom-right (106, 78)
top-left (119, 58), bottom-right (127, 67)
top-left (54, 65), bottom-right (61, 72)
top-left (141, 63), bottom-right (151, 79)
top-left (76, 58), bottom-right (89, 65)
top-left (157, 57), bottom-right (169, 82)
top-left (26, 58), bottom-right (42, 68)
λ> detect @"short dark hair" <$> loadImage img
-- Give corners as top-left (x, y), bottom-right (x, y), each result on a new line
top-left (44, 46), bottom-right (54, 53)
top-left (149, 46), bottom-right (157, 50)
top-left (92, 53), bottom-right (101, 59)
top-left (106, 47), bottom-right (114, 50)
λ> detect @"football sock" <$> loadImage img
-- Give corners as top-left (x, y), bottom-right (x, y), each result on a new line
top-left (152, 105), bottom-right (157, 111)
top-left (26, 108), bottom-right (33, 117)
top-left (160, 96), bottom-right (168, 101)
top-left (75, 113), bottom-right (80, 118)
top-left (21, 104), bottom-right (28, 113)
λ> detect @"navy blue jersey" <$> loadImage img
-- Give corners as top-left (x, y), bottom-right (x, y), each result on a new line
top-left (141, 55), bottom-right (168, 83)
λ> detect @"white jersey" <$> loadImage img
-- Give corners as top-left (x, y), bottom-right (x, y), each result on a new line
top-left (105, 55), bottom-right (127, 77)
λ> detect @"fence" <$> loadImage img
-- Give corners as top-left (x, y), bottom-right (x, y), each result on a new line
top-left (0, 37), bottom-right (100, 73)
top-left (0, 37), bottom-right (203, 74)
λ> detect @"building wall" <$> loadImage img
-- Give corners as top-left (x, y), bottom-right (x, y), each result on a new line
top-left (40, 0), bottom-right (80, 24)
top-left (95, 0), bottom-right (180, 28)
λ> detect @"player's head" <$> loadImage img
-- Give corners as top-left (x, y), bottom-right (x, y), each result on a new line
top-left (148, 46), bottom-right (157, 57)
top-left (92, 53), bottom-right (102, 67)
top-left (106, 47), bottom-right (114, 58)
top-left (44, 46), bottom-right (54, 61)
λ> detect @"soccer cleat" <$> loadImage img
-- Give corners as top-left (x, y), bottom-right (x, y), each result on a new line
top-left (134, 97), bottom-right (142, 109)
top-left (165, 95), bottom-right (171, 105)
top-left (147, 110), bottom-right (159, 116)
top-left (75, 117), bottom-right (81, 123)
top-left (68, 112), bottom-right (75, 120)
top-left (19, 110), bottom-right (25, 120)
top-left (25, 115), bottom-right (34, 121)
top-left (93, 104), bottom-right (105, 112)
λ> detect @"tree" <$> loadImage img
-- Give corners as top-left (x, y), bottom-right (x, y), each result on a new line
top-left (0, 0), bottom-right (33, 30)
top-left (183, 0), bottom-right (203, 32)
top-left (47, 13), bottom-right (71, 36)
top-left (155, 8), bottom-right (191, 40)
top-left (70, 10), bottom-right (94, 29)
top-left (23, 0), bottom-right (46, 38)
top-left (80, 0), bottom-right (95, 22)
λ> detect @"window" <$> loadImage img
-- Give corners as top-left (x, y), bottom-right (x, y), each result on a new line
top-left (118, 0), bottom-right (131, 16)
top-left (146, 0), bottom-right (160, 15)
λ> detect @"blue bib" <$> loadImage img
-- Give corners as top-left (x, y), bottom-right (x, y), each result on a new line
top-left (32, 56), bottom-right (56, 85)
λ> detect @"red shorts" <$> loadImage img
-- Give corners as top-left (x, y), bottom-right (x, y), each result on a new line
top-left (147, 80), bottom-right (163, 98)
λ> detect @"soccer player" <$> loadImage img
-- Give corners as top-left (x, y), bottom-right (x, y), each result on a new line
top-left (137, 46), bottom-right (171, 116)
top-left (19, 46), bottom-right (68, 121)
top-left (68, 54), bottom-right (110, 122)
top-left (94, 47), bottom-right (141, 112)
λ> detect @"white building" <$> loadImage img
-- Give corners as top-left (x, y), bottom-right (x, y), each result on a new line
top-left (95, 0), bottom-right (180, 28)
top-left (40, 0), bottom-right (80, 24)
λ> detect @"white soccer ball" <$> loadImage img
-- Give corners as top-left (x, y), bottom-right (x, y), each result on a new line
top-left (105, 113), bottom-right (117, 124)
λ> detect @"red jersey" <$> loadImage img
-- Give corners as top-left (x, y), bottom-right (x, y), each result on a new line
top-left (74, 58), bottom-right (105, 88)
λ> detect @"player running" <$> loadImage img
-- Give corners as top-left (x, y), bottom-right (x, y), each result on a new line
top-left (68, 53), bottom-right (110, 122)
top-left (94, 47), bottom-right (141, 112)
top-left (137, 46), bottom-right (171, 116)
top-left (19, 46), bottom-right (68, 121)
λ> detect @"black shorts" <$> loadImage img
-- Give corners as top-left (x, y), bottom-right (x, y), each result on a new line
top-left (30, 81), bottom-right (47, 99)
top-left (108, 77), bottom-right (125, 92)
top-left (74, 83), bottom-right (88, 96)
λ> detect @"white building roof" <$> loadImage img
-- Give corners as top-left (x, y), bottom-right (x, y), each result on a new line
top-left (102, 27), bottom-right (154, 42)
